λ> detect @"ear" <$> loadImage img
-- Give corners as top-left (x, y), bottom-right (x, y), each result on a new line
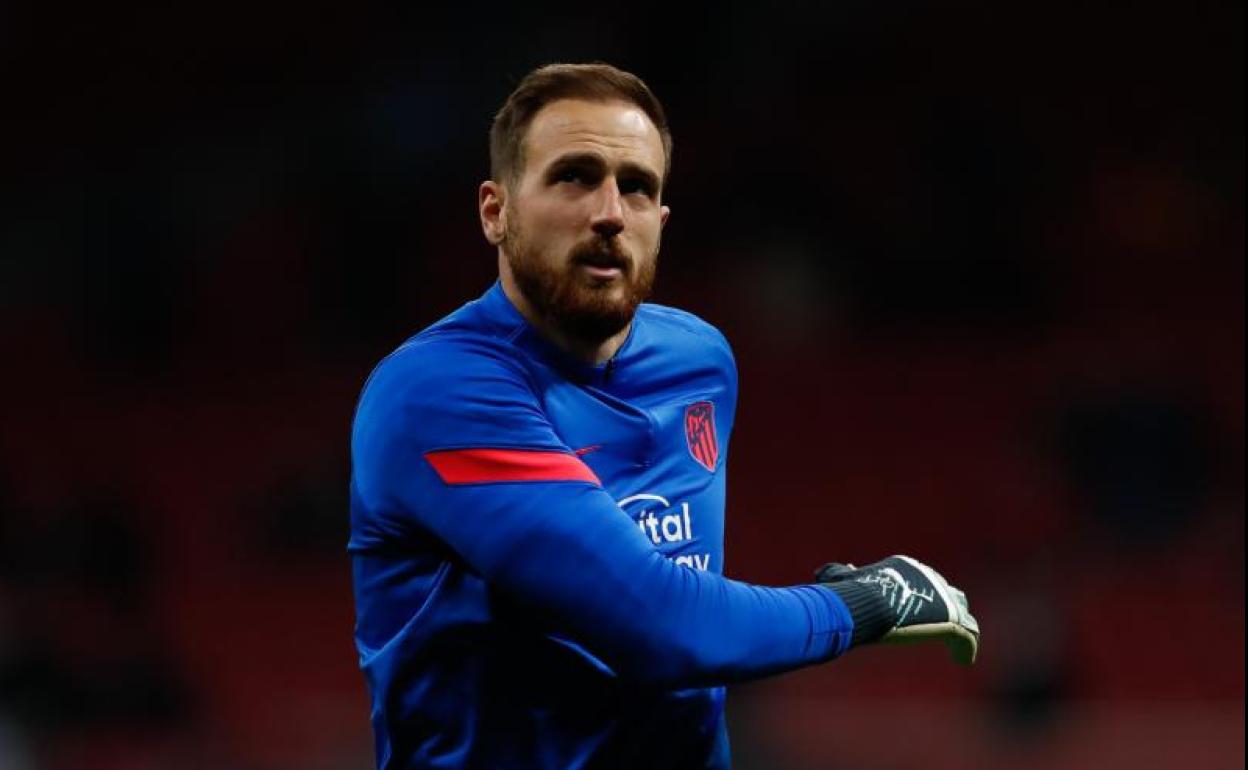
top-left (660, 204), bottom-right (671, 230)
top-left (479, 180), bottom-right (506, 245)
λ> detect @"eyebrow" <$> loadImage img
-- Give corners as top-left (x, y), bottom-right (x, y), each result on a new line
top-left (545, 152), bottom-right (662, 193)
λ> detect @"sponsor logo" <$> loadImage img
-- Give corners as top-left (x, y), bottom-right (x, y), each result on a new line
top-left (617, 493), bottom-right (712, 571)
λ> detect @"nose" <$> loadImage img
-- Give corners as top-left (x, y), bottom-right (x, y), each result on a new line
top-left (590, 179), bottom-right (625, 239)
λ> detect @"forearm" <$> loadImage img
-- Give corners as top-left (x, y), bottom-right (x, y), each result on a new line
top-left (462, 483), bottom-right (855, 688)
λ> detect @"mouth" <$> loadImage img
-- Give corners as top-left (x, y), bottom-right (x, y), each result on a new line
top-left (573, 249), bottom-right (630, 281)
top-left (578, 263), bottom-right (624, 280)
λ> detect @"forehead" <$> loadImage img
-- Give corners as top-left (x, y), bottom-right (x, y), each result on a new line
top-left (522, 98), bottom-right (665, 175)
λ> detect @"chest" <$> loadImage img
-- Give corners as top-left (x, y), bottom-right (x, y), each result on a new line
top-left (538, 380), bottom-right (730, 572)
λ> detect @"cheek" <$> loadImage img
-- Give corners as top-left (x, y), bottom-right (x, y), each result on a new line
top-left (630, 215), bottom-right (664, 252)
top-left (529, 190), bottom-right (585, 220)
top-left (525, 200), bottom-right (585, 241)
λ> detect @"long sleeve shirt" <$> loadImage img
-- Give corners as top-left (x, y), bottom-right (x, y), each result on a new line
top-left (349, 281), bottom-right (855, 769)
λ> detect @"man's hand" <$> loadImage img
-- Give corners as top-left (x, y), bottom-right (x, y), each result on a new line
top-left (815, 556), bottom-right (980, 665)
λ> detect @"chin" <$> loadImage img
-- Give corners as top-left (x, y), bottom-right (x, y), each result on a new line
top-left (557, 294), bottom-right (637, 341)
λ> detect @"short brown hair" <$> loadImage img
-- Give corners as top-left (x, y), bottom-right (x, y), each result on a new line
top-left (490, 62), bottom-right (673, 189)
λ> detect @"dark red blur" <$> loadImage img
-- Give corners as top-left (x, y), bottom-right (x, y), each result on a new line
top-left (1, 3), bottom-right (1242, 768)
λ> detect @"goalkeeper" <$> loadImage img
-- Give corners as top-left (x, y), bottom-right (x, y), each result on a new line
top-left (349, 62), bottom-right (980, 770)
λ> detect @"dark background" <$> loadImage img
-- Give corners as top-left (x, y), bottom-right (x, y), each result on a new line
top-left (1, 2), bottom-right (1242, 768)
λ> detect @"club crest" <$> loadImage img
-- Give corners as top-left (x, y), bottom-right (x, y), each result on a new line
top-left (684, 401), bottom-right (719, 472)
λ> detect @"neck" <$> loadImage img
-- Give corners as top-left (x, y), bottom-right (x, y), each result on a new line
top-left (499, 263), bottom-right (630, 366)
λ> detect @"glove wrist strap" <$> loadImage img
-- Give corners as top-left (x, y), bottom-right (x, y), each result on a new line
top-left (826, 580), bottom-right (894, 647)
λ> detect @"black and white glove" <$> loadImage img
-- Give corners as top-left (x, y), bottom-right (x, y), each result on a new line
top-left (815, 555), bottom-right (980, 665)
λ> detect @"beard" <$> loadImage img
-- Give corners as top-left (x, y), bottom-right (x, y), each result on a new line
top-left (504, 219), bottom-right (657, 344)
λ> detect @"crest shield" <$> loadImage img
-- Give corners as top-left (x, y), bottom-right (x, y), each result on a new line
top-left (684, 401), bottom-right (719, 472)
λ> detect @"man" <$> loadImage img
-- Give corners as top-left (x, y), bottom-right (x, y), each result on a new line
top-left (349, 63), bottom-right (979, 770)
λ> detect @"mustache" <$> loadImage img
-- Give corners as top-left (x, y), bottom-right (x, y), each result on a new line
top-left (570, 239), bottom-right (631, 272)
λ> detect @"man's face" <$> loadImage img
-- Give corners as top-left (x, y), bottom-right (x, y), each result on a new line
top-left (495, 98), bottom-right (670, 342)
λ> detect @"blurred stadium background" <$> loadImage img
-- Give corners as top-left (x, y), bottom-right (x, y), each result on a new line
top-left (1, 2), bottom-right (1242, 768)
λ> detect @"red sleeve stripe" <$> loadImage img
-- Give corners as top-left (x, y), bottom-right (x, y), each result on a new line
top-left (424, 448), bottom-right (602, 486)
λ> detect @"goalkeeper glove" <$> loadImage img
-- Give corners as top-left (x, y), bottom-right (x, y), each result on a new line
top-left (815, 555), bottom-right (980, 665)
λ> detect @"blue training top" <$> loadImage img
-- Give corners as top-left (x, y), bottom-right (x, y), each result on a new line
top-left (349, 281), bottom-right (855, 770)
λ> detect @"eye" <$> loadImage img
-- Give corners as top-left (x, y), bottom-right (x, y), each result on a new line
top-left (552, 165), bottom-right (602, 187)
top-left (618, 177), bottom-right (655, 198)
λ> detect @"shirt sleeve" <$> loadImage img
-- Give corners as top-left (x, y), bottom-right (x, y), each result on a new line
top-left (350, 336), bottom-right (855, 689)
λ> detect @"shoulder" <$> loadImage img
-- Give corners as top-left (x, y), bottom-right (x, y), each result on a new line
top-left (637, 302), bottom-right (730, 347)
top-left (364, 287), bottom-right (533, 392)
top-left (352, 326), bottom-right (564, 464)
top-left (635, 302), bottom-right (736, 375)
top-left (360, 327), bottom-right (533, 416)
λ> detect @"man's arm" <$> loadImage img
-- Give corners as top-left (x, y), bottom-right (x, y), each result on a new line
top-left (352, 339), bottom-right (976, 687)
